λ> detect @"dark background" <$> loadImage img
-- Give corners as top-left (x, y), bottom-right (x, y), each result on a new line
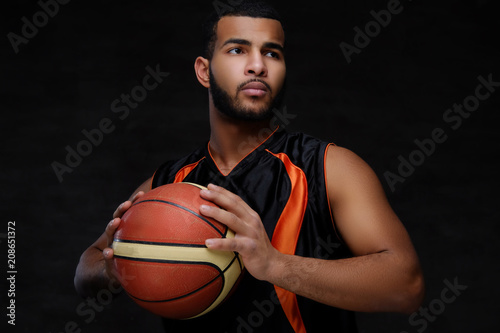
top-left (1, 0), bottom-right (499, 332)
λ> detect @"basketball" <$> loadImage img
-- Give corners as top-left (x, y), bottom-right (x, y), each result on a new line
top-left (112, 182), bottom-right (244, 319)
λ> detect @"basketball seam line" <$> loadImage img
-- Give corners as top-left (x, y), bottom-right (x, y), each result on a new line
top-left (132, 199), bottom-right (225, 237)
top-left (113, 253), bottom-right (238, 274)
top-left (117, 255), bottom-right (240, 303)
top-left (113, 239), bottom-right (207, 248)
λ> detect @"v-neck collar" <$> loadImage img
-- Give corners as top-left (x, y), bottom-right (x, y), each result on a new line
top-left (205, 126), bottom-right (284, 177)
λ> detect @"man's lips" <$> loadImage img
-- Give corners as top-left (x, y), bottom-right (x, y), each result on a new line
top-left (239, 81), bottom-right (270, 97)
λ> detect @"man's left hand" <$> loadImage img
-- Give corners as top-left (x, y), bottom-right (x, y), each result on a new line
top-left (199, 183), bottom-right (280, 281)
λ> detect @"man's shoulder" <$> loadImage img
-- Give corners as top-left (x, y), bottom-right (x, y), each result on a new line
top-left (325, 145), bottom-right (382, 197)
top-left (325, 145), bottom-right (368, 172)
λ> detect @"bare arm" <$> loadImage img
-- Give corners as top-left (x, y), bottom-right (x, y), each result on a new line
top-left (272, 146), bottom-right (424, 312)
top-left (74, 178), bottom-right (152, 298)
top-left (202, 146), bottom-right (424, 313)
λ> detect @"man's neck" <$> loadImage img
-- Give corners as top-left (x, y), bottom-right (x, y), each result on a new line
top-left (208, 106), bottom-right (277, 175)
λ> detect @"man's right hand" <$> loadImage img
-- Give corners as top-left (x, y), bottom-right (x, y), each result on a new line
top-left (75, 178), bottom-right (151, 299)
top-left (103, 191), bottom-right (145, 286)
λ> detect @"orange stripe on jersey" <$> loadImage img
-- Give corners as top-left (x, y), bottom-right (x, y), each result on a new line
top-left (173, 157), bottom-right (205, 183)
top-left (266, 149), bottom-right (308, 333)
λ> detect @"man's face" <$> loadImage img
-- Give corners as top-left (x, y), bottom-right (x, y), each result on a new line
top-left (208, 16), bottom-right (286, 121)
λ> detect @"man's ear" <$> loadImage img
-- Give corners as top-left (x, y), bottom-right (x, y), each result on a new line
top-left (194, 56), bottom-right (210, 88)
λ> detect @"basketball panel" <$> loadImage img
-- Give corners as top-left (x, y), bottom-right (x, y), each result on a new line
top-left (189, 252), bottom-right (244, 318)
top-left (133, 274), bottom-right (224, 319)
top-left (137, 183), bottom-right (227, 236)
top-left (112, 241), bottom-right (238, 272)
top-left (113, 257), bottom-right (221, 301)
top-left (117, 201), bottom-right (225, 245)
top-left (112, 183), bottom-right (244, 319)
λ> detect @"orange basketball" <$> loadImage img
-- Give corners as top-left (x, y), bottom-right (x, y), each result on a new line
top-left (112, 182), bottom-right (244, 319)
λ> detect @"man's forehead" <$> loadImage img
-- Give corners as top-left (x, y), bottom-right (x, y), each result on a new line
top-left (215, 16), bottom-right (285, 47)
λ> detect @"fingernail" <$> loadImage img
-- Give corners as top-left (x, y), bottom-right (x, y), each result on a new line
top-left (200, 204), bottom-right (210, 212)
top-left (205, 239), bottom-right (215, 247)
top-left (200, 189), bottom-right (210, 196)
top-left (103, 249), bottom-right (110, 257)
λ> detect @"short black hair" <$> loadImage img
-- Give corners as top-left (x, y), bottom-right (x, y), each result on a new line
top-left (201, 0), bottom-right (285, 60)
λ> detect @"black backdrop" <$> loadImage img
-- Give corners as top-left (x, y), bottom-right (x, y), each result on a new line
top-left (1, 0), bottom-right (499, 332)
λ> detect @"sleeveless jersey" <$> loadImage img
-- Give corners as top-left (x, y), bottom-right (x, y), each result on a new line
top-left (151, 128), bottom-right (358, 333)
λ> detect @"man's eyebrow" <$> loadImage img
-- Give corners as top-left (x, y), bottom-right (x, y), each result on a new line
top-left (221, 38), bottom-right (285, 53)
top-left (263, 42), bottom-right (285, 54)
top-left (222, 38), bottom-right (251, 47)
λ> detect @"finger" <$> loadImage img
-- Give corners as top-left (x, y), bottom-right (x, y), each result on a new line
top-left (113, 200), bottom-right (132, 219)
top-left (113, 191), bottom-right (145, 219)
top-left (209, 184), bottom-right (261, 220)
top-left (200, 204), bottom-right (247, 235)
top-left (103, 247), bottom-right (114, 260)
top-left (131, 191), bottom-right (145, 203)
top-left (205, 238), bottom-right (235, 251)
top-left (103, 247), bottom-right (120, 284)
top-left (105, 218), bottom-right (121, 246)
top-left (205, 237), bottom-right (255, 253)
top-left (200, 184), bottom-right (253, 218)
top-left (103, 247), bottom-right (115, 274)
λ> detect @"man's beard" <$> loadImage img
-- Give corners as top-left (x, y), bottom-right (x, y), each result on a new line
top-left (209, 68), bottom-right (286, 122)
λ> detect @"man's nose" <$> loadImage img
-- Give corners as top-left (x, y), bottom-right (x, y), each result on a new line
top-left (245, 51), bottom-right (267, 77)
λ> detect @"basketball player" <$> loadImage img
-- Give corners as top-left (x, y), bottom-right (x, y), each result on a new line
top-left (75, 1), bottom-right (424, 332)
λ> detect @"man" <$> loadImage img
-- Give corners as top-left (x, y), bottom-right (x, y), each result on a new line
top-left (74, 1), bottom-right (424, 332)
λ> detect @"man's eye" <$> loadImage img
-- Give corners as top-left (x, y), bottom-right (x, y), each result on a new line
top-left (265, 51), bottom-right (279, 59)
top-left (228, 48), bottom-right (243, 54)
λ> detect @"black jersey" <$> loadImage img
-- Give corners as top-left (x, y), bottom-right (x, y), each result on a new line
top-left (151, 129), bottom-right (357, 333)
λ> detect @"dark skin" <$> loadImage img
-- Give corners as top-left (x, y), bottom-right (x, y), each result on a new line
top-left (75, 16), bottom-right (424, 313)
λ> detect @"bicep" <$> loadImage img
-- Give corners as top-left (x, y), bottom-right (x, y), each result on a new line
top-left (326, 146), bottom-right (415, 257)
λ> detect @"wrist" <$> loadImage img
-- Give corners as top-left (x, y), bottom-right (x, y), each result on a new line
top-left (264, 249), bottom-right (288, 286)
